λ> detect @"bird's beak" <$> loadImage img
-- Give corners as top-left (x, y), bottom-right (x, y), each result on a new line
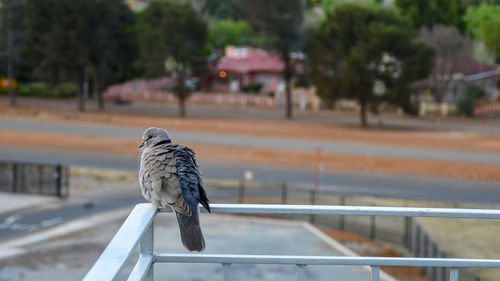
top-left (139, 141), bottom-right (145, 149)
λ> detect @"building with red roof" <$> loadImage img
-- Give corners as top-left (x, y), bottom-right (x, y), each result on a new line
top-left (211, 46), bottom-right (286, 93)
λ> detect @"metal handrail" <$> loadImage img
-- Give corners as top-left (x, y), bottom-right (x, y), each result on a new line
top-left (83, 203), bottom-right (500, 281)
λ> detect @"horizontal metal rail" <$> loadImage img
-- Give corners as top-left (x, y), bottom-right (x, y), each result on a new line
top-left (84, 203), bottom-right (500, 281)
top-left (163, 203), bottom-right (500, 219)
top-left (156, 253), bottom-right (500, 268)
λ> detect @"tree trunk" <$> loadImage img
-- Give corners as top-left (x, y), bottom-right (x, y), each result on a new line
top-left (177, 68), bottom-right (187, 118)
top-left (179, 97), bottom-right (186, 118)
top-left (78, 90), bottom-right (85, 112)
top-left (96, 78), bottom-right (104, 111)
top-left (93, 69), bottom-right (105, 111)
top-left (285, 75), bottom-right (292, 120)
top-left (97, 87), bottom-right (105, 111)
top-left (282, 50), bottom-right (293, 120)
top-left (7, 2), bottom-right (15, 106)
top-left (359, 97), bottom-right (368, 128)
top-left (78, 78), bottom-right (85, 112)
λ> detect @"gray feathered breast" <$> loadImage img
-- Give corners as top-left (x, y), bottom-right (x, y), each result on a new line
top-left (139, 143), bottom-right (210, 213)
top-left (139, 142), bottom-right (210, 251)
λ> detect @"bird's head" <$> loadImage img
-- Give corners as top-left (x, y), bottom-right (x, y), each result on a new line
top-left (139, 127), bottom-right (171, 149)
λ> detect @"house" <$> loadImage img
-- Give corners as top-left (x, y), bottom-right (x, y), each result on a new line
top-left (423, 56), bottom-right (499, 103)
top-left (211, 46), bottom-right (286, 93)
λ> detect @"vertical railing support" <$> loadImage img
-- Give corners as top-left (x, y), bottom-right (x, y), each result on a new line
top-left (371, 266), bottom-right (380, 281)
top-left (141, 221), bottom-right (154, 281)
top-left (297, 265), bottom-right (306, 281)
top-left (12, 163), bottom-right (17, 193)
top-left (339, 196), bottom-right (345, 230)
top-left (281, 183), bottom-right (288, 204)
top-left (38, 165), bottom-right (43, 194)
top-left (238, 180), bottom-right (245, 203)
top-left (54, 164), bottom-right (62, 197)
top-left (404, 216), bottom-right (412, 249)
top-left (222, 263), bottom-right (231, 281)
top-left (370, 215), bottom-right (376, 240)
top-left (449, 268), bottom-right (458, 281)
top-left (309, 191), bottom-right (316, 224)
top-left (415, 225), bottom-right (421, 257)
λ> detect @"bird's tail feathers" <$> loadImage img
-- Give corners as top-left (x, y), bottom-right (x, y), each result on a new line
top-left (175, 210), bottom-right (205, 252)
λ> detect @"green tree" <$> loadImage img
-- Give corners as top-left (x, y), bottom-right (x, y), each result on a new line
top-left (87, 0), bottom-right (138, 110)
top-left (395, 0), bottom-right (465, 31)
top-left (463, 3), bottom-right (500, 62)
top-left (137, 0), bottom-right (208, 117)
top-left (321, 0), bottom-right (383, 15)
top-left (233, 0), bottom-right (304, 120)
top-left (309, 4), bottom-right (434, 127)
top-left (208, 19), bottom-right (253, 51)
top-left (23, 0), bottom-right (138, 112)
top-left (24, 0), bottom-right (90, 111)
top-left (202, 0), bottom-right (240, 19)
top-left (457, 85), bottom-right (485, 117)
top-left (0, 0), bottom-right (28, 105)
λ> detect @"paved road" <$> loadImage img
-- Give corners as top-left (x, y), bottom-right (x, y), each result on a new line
top-left (3, 96), bottom-right (500, 135)
top-left (2, 145), bottom-right (500, 205)
top-left (2, 117), bottom-right (500, 164)
top-left (0, 192), bottom-right (143, 242)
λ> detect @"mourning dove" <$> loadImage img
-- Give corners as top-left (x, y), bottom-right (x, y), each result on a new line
top-left (139, 127), bottom-right (210, 251)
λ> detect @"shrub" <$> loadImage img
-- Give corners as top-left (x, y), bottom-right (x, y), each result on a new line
top-left (294, 73), bottom-right (311, 88)
top-left (11, 81), bottom-right (78, 98)
top-left (54, 82), bottom-right (78, 97)
top-left (17, 82), bottom-right (57, 97)
top-left (242, 82), bottom-right (263, 93)
top-left (457, 86), bottom-right (486, 117)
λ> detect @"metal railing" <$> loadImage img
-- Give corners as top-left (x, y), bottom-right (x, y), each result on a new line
top-left (0, 161), bottom-right (69, 198)
top-left (83, 203), bottom-right (500, 281)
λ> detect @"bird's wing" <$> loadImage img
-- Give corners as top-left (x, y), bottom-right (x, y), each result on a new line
top-left (173, 145), bottom-right (211, 214)
top-left (140, 148), bottom-right (190, 214)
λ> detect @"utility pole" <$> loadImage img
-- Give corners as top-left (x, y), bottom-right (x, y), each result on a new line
top-left (6, 0), bottom-right (15, 105)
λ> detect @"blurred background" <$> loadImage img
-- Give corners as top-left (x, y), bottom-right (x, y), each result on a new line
top-left (0, 0), bottom-right (499, 280)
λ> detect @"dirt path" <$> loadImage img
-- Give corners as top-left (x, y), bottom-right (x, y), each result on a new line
top-left (2, 129), bottom-right (500, 181)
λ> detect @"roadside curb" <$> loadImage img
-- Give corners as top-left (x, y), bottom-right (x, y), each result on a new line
top-left (0, 206), bottom-right (132, 260)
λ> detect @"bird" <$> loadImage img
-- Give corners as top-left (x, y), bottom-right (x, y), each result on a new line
top-left (138, 127), bottom-right (210, 251)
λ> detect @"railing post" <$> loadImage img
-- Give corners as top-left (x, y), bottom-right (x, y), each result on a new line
top-left (281, 183), bottom-right (288, 204)
top-left (54, 164), bottom-right (62, 197)
top-left (38, 164), bottom-right (43, 194)
top-left (12, 163), bottom-right (17, 193)
top-left (20, 164), bottom-right (26, 193)
top-left (297, 264), bottom-right (306, 281)
top-left (238, 180), bottom-right (245, 203)
top-left (370, 215), bottom-right (376, 240)
top-left (415, 225), bottom-right (421, 257)
top-left (404, 216), bottom-right (412, 249)
top-left (222, 263), bottom-right (231, 281)
top-left (449, 268), bottom-right (459, 281)
top-left (430, 243), bottom-right (438, 280)
top-left (339, 196), bottom-right (345, 230)
top-left (141, 221), bottom-right (154, 281)
top-left (423, 234), bottom-right (429, 275)
top-left (309, 191), bottom-right (316, 224)
top-left (371, 266), bottom-right (380, 281)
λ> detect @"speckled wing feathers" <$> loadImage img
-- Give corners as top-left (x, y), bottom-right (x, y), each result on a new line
top-left (139, 144), bottom-right (210, 215)
top-left (139, 146), bottom-right (190, 215)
